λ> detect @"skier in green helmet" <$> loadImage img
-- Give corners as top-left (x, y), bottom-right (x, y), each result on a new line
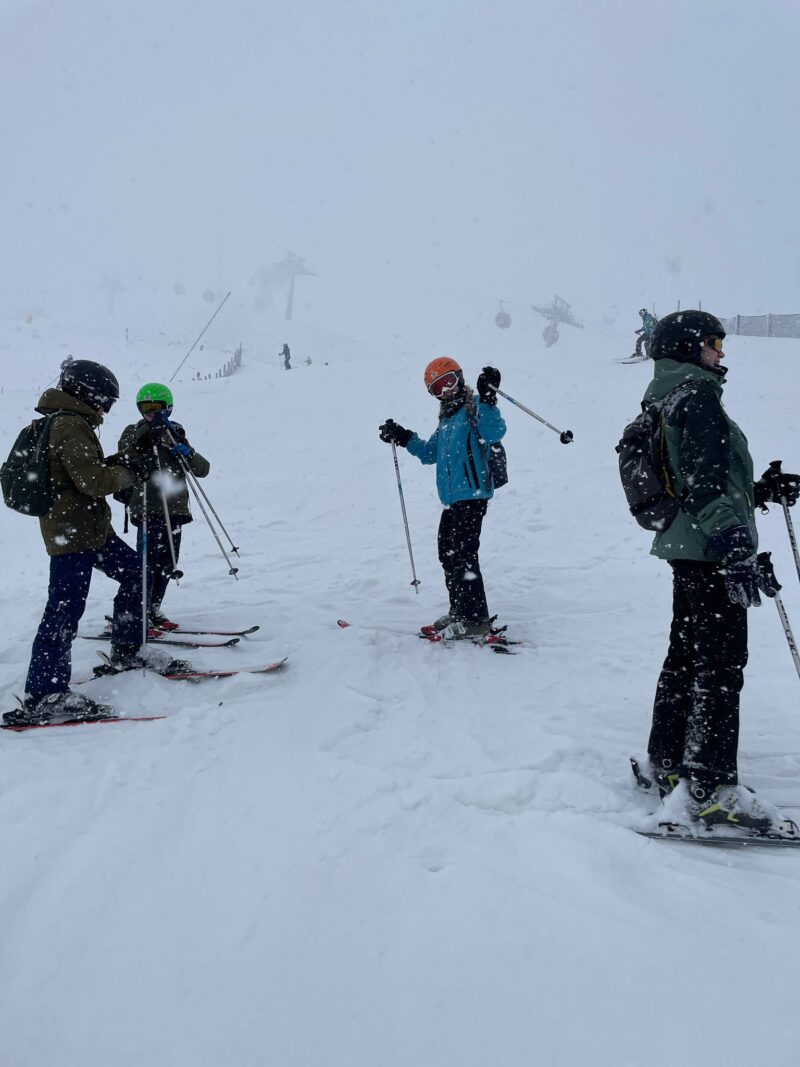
top-left (117, 383), bottom-right (210, 630)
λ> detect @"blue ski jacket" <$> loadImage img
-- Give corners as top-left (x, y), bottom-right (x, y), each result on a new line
top-left (406, 398), bottom-right (506, 505)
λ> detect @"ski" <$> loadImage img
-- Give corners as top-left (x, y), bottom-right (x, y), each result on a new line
top-left (75, 655), bottom-right (288, 686)
top-left (2, 714), bottom-right (166, 732)
top-left (85, 633), bottom-right (240, 650)
top-left (162, 658), bottom-right (288, 681)
top-left (637, 825), bottom-right (800, 848)
top-left (336, 618), bottom-right (518, 654)
top-left (105, 616), bottom-right (259, 637)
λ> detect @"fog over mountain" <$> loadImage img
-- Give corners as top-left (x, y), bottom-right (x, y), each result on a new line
top-left (3, 0), bottom-right (799, 350)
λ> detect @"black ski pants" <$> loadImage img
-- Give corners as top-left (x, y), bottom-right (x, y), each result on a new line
top-left (648, 560), bottom-right (748, 789)
top-left (136, 516), bottom-right (183, 613)
top-left (437, 499), bottom-right (489, 624)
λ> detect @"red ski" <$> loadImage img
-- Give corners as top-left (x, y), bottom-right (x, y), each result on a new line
top-left (164, 658), bottom-right (288, 680)
top-left (2, 714), bottom-right (166, 733)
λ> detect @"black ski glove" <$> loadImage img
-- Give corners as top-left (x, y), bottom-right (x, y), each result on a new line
top-left (708, 524), bottom-right (761, 608)
top-left (477, 366), bottom-right (501, 404)
top-left (379, 420), bottom-right (413, 447)
top-left (107, 450), bottom-right (158, 481)
top-left (754, 462), bottom-right (800, 508)
top-left (756, 551), bottom-right (782, 598)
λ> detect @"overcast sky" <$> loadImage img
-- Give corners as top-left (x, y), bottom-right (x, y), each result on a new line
top-left (2, 0), bottom-right (798, 346)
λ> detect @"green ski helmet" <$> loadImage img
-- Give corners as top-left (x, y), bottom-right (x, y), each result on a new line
top-left (136, 382), bottom-right (173, 415)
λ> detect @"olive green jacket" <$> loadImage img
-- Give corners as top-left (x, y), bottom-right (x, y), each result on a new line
top-left (118, 420), bottom-right (210, 526)
top-left (36, 389), bottom-right (135, 556)
top-left (643, 359), bottom-right (756, 561)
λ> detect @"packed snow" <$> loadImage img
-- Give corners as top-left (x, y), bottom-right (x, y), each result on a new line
top-left (2, 316), bottom-right (800, 1066)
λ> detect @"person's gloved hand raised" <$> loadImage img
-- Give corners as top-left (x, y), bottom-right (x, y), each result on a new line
top-left (708, 524), bottom-right (761, 608)
top-left (379, 420), bottom-right (413, 447)
top-left (476, 366), bottom-right (501, 404)
top-left (170, 442), bottom-right (194, 460)
top-left (754, 462), bottom-right (800, 508)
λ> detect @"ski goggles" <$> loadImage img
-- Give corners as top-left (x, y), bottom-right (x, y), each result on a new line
top-left (138, 400), bottom-right (168, 413)
top-left (704, 336), bottom-right (724, 351)
top-left (427, 370), bottom-right (461, 398)
top-left (98, 397), bottom-right (116, 413)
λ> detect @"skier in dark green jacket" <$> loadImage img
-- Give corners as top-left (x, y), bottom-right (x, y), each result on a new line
top-left (641, 310), bottom-right (800, 833)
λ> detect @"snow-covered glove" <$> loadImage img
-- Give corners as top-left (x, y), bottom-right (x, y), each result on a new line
top-left (756, 551), bottom-right (782, 598)
top-left (170, 442), bottom-right (194, 460)
top-left (379, 420), bottom-right (412, 447)
top-left (708, 524), bottom-right (761, 608)
top-left (754, 463), bottom-right (800, 508)
top-left (477, 366), bottom-right (501, 404)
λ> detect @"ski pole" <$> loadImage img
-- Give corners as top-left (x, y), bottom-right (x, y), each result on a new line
top-left (774, 592), bottom-right (800, 683)
top-left (153, 448), bottom-right (184, 581)
top-left (169, 291), bottom-right (232, 383)
top-left (391, 442), bottom-right (421, 593)
top-left (760, 551), bottom-right (800, 683)
top-left (487, 385), bottom-right (573, 444)
top-left (141, 482), bottom-right (149, 673)
top-left (182, 470), bottom-right (239, 579)
top-left (165, 428), bottom-right (240, 557)
top-left (768, 461), bottom-right (800, 586)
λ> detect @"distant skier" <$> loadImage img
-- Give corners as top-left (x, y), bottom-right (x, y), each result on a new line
top-left (3, 361), bottom-right (156, 727)
top-left (118, 383), bottom-right (211, 630)
top-left (543, 321), bottom-right (559, 347)
top-left (635, 310), bottom-right (800, 835)
top-left (280, 343), bottom-right (291, 370)
top-left (378, 359), bottom-right (506, 642)
top-left (632, 308), bottom-right (658, 360)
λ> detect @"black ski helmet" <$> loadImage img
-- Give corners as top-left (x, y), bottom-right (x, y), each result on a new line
top-left (649, 310), bottom-right (725, 363)
top-left (59, 359), bottom-right (120, 412)
top-left (639, 308), bottom-right (648, 316)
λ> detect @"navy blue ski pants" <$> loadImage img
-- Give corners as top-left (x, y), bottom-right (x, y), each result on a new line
top-left (25, 530), bottom-right (143, 698)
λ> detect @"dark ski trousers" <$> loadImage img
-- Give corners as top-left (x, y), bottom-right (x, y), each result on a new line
top-left (648, 560), bottom-right (748, 789)
top-left (25, 530), bottom-right (143, 698)
top-left (136, 516), bottom-right (182, 613)
top-left (437, 499), bottom-right (490, 624)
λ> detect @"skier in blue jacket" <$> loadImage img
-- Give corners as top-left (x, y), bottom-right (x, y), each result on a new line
top-left (379, 358), bottom-right (506, 641)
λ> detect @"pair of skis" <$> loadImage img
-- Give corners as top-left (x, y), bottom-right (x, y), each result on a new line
top-left (85, 621), bottom-right (261, 650)
top-left (3, 657), bottom-right (289, 732)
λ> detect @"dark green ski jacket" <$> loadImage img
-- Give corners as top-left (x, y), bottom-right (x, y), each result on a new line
top-left (642, 359), bottom-right (756, 561)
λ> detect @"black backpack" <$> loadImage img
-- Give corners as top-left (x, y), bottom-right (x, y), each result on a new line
top-left (616, 383), bottom-right (693, 531)
top-left (0, 412), bottom-right (80, 517)
top-left (466, 397), bottom-right (508, 489)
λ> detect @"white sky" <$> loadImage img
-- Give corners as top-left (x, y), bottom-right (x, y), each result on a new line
top-left (2, 0), bottom-right (799, 342)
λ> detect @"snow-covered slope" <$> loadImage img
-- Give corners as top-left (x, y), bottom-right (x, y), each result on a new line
top-left (2, 317), bottom-right (800, 1066)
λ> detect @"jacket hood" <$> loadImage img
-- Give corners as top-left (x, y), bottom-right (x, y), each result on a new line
top-left (643, 359), bottom-right (726, 406)
top-left (36, 388), bottom-right (102, 426)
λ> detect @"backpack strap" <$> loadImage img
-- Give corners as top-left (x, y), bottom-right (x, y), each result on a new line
top-left (655, 381), bottom-right (697, 502)
top-left (465, 395), bottom-right (492, 491)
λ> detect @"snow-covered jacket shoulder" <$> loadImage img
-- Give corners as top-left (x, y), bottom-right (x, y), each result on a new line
top-left (406, 399), bottom-right (506, 506)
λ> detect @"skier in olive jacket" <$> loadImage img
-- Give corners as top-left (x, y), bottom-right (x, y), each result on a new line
top-left (640, 310), bottom-right (800, 832)
top-left (5, 360), bottom-right (156, 727)
top-left (118, 383), bottom-right (210, 628)
top-left (379, 358), bottom-right (506, 641)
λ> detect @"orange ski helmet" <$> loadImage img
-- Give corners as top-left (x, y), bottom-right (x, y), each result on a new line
top-left (424, 356), bottom-right (462, 393)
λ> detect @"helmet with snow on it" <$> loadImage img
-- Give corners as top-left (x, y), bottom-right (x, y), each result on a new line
top-left (136, 382), bottom-right (174, 416)
top-left (424, 357), bottom-right (464, 399)
top-left (649, 310), bottom-right (726, 364)
top-left (59, 359), bottom-right (120, 413)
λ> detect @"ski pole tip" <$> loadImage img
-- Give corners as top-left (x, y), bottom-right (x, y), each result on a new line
top-left (560, 430), bottom-right (574, 444)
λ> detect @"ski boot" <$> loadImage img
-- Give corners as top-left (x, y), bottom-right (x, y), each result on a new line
top-left (93, 643), bottom-right (193, 679)
top-left (149, 607), bottom-right (179, 632)
top-left (3, 691), bottom-right (114, 727)
top-left (420, 614), bottom-right (454, 637)
top-left (659, 779), bottom-right (800, 839)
